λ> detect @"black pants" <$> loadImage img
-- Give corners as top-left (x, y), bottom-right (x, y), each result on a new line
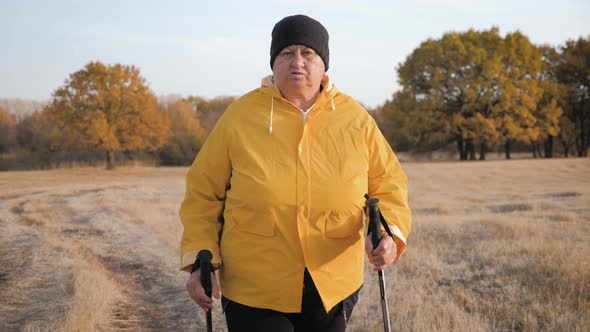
top-left (222, 269), bottom-right (360, 332)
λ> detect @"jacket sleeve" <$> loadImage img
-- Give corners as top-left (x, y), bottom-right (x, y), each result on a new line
top-left (179, 112), bottom-right (232, 272)
top-left (366, 117), bottom-right (412, 259)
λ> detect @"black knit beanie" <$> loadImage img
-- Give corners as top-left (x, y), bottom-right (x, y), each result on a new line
top-left (270, 15), bottom-right (329, 71)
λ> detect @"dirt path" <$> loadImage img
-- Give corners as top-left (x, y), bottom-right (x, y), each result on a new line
top-left (0, 167), bottom-right (226, 331)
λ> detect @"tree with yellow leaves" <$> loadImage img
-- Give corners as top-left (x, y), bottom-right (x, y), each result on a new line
top-left (491, 32), bottom-right (562, 159)
top-left (456, 29), bottom-right (504, 160)
top-left (184, 95), bottom-right (236, 134)
top-left (157, 98), bottom-right (206, 165)
top-left (46, 61), bottom-right (169, 169)
top-left (0, 106), bottom-right (17, 153)
top-left (397, 28), bottom-right (505, 160)
top-left (557, 37), bottom-right (590, 157)
top-left (397, 29), bottom-right (564, 160)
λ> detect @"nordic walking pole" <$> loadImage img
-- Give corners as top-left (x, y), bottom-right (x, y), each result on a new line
top-left (197, 250), bottom-right (213, 332)
top-left (367, 197), bottom-right (391, 332)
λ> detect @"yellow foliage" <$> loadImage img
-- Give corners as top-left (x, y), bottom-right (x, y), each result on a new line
top-left (0, 106), bottom-right (16, 128)
top-left (167, 99), bottom-right (206, 138)
top-left (0, 107), bottom-right (17, 152)
top-left (47, 61), bottom-right (170, 156)
top-left (396, 27), bottom-right (568, 154)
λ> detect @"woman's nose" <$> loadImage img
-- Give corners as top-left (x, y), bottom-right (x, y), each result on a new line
top-left (290, 52), bottom-right (305, 67)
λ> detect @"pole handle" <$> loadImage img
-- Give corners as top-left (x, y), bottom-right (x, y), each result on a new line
top-left (197, 250), bottom-right (213, 332)
top-left (197, 250), bottom-right (213, 298)
top-left (367, 197), bottom-right (382, 249)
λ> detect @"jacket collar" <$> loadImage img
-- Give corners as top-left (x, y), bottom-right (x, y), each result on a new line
top-left (260, 75), bottom-right (338, 135)
top-left (260, 74), bottom-right (338, 105)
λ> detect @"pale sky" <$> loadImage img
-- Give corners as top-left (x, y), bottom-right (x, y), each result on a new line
top-left (1, 0), bottom-right (588, 108)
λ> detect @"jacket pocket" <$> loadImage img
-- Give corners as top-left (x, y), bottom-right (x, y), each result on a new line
top-left (325, 209), bottom-right (363, 238)
top-left (228, 204), bottom-right (276, 237)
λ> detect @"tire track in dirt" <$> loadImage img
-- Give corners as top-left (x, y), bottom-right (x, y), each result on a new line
top-left (49, 188), bottom-right (200, 330)
top-left (65, 185), bottom-right (222, 331)
top-left (1, 184), bottom-right (216, 331)
top-left (0, 198), bottom-right (74, 331)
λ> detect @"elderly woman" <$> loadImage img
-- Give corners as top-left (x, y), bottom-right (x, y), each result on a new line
top-left (180, 14), bottom-right (411, 332)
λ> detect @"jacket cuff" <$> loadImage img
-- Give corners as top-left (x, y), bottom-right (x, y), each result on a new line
top-left (191, 257), bottom-right (218, 273)
top-left (390, 224), bottom-right (407, 260)
top-left (181, 249), bottom-right (221, 273)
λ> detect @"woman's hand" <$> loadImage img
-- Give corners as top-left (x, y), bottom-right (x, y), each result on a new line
top-left (365, 235), bottom-right (397, 271)
top-left (186, 269), bottom-right (220, 312)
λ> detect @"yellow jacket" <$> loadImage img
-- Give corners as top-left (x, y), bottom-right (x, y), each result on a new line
top-left (180, 75), bottom-right (411, 313)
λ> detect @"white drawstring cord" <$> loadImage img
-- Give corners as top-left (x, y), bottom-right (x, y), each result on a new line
top-left (269, 97), bottom-right (274, 135)
top-left (331, 97), bottom-right (336, 111)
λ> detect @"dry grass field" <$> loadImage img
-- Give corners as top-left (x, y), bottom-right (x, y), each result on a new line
top-left (0, 158), bottom-right (588, 331)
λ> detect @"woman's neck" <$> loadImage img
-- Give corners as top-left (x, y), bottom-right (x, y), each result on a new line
top-left (281, 89), bottom-right (320, 111)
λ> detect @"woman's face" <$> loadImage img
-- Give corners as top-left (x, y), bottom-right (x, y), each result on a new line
top-left (272, 44), bottom-right (326, 99)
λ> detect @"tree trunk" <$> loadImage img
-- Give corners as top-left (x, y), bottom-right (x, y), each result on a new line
top-left (577, 138), bottom-right (589, 156)
top-left (577, 98), bottom-right (588, 157)
top-left (574, 99), bottom-right (586, 156)
top-left (106, 150), bottom-right (115, 170)
top-left (559, 134), bottom-right (570, 158)
top-left (576, 136), bottom-right (583, 157)
top-left (544, 136), bottom-right (554, 158)
top-left (466, 139), bottom-right (476, 160)
top-left (479, 141), bottom-right (486, 160)
top-left (505, 140), bottom-right (511, 159)
top-left (457, 135), bottom-right (467, 160)
top-left (532, 142), bottom-right (538, 158)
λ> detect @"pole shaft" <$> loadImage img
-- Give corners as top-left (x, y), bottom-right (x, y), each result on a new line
top-left (367, 196), bottom-right (392, 332)
top-left (379, 271), bottom-right (391, 332)
top-left (206, 313), bottom-right (212, 332)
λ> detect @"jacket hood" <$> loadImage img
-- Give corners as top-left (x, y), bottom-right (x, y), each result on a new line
top-left (259, 75), bottom-right (339, 135)
top-left (260, 74), bottom-right (337, 99)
